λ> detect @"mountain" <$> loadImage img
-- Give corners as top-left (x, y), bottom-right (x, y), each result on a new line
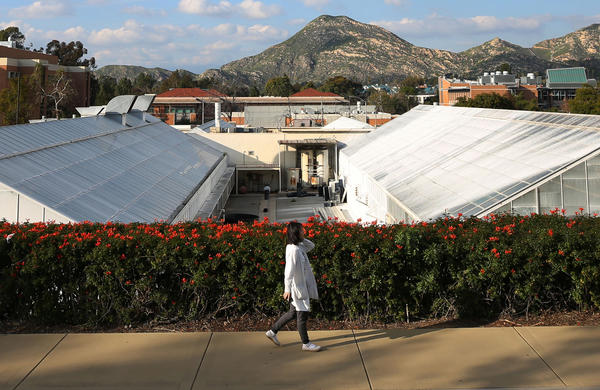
top-left (97, 17), bottom-right (600, 88)
top-left (532, 24), bottom-right (600, 62)
top-left (202, 15), bottom-right (462, 86)
top-left (94, 65), bottom-right (197, 82)
top-left (459, 38), bottom-right (559, 77)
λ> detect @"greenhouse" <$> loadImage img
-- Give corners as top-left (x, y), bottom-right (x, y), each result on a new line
top-left (340, 105), bottom-right (600, 223)
top-left (0, 95), bottom-right (233, 224)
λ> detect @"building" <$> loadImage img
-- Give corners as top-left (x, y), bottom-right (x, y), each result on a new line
top-left (439, 74), bottom-right (539, 107)
top-left (0, 43), bottom-right (91, 122)
top-left (152, 88), bottom-right (392, 129)
top-left (440, 67), bottom-right (598, 109)
top-left (538, 67), bottom-right (597, 108)
top-left (151, 88), bottom-right (227, 126)
top-left (340, 105), bottom-right (600, 223)
top-left (0, 95), bottom-right (234, 223)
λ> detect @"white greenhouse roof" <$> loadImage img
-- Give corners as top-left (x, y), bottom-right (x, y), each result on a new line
top-left (324, 116), bottom-right (374, 130)
top-left (342, 105), bottom-right (600, 220)
top-left (0, 111), bottom-right (224, 223)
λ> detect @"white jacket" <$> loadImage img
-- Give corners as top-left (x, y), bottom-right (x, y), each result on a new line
top-left (284, 239), bottom-right (318, 311)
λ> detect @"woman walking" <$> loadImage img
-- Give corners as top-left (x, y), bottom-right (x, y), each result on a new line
top-left (266, 221), bottom-right (321, 351)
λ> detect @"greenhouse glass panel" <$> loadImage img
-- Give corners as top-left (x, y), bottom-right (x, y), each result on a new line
top-left (512, 190), bottom-right (537, 215)
top-left (539, 177), bottom-right (561, 214)
top-left (562, 162), bottom-right (587, 215)
top-left (587, 156), bottom-right (600, 215)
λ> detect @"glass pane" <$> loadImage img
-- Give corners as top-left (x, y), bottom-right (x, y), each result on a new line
top-left (563, 163), bottom-right (587, 215)
top-left (588, 156), bottom-right (600, 215)
top-left (539, 177), bottom-right (561, 214)
top-left (512, 189), bottom-right (536, 215)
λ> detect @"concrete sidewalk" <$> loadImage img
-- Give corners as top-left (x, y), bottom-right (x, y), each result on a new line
top-left (1, 327), bottom-right (599, 390)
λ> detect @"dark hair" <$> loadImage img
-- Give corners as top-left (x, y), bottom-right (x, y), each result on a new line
top-left (286, 221), bottom-right (303, 245)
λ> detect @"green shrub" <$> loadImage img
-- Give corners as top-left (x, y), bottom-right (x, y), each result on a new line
top-left (1, 211), bottom-right (600, 327)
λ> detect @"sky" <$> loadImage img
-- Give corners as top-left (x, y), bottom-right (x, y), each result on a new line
top-left (2, 0), bottom-right (600, 74)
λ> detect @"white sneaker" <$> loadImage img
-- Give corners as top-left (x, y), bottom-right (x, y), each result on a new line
top-left (302, 342), bottom-right (321, 352)
top-left (266, 330), bottom-right (280, 346)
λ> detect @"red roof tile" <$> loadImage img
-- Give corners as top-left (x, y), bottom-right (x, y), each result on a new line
top-left (291, 88), bottom-right (341, 98)
top-left (156, 88), bottom-right (227, 98)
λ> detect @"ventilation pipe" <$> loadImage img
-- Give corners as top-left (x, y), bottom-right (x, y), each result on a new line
top-left (216, 102), bottom-right (222, 126)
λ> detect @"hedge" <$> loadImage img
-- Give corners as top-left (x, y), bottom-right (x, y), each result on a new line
top-left (1, 211), bottom-right (600, 327)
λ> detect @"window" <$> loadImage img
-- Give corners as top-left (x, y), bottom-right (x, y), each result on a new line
top-left (563, 162), bottom-right (587, 215)
top-left (512, 190), bottom-right (536, 215)
top-left (587, 156), bottom-right (600, 215)
top-left (539, 177), bottom-right (561, 214)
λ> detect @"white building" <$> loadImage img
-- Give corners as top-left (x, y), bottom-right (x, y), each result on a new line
top-left (340, 105), bottom-right (600, 223)
top-left (0, 95), bottom-right (233, 224)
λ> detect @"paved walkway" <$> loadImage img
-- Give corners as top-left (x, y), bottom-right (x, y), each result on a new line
top-left (1, 327), bottom-right (599, 389)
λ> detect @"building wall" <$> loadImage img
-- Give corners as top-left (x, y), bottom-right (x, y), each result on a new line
top-left (0, 50), bottom-right (91, 121)
top-left (0, 182), bottom-right (72, 224)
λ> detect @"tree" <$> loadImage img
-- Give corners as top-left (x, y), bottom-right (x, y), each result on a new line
top-left (93, 76), bottom-right (117, 105)
top-left (498, 63), bottom-right (512, 73)
top-left (116, 77), bottom-right (133, 96)
top-left (0, 26), bottom-right (25, 48)
top-left (455, 93), bottom-right (515, 109)
top-left (40, 69), bottom-right (75, 119)
top-left (513, 92), bottom-right (538, 111)
top-left (248, 85), bottom-right (261, 97)
top-left (45, 40), bottom-right (95, 68)
top-left (319, 76), bottom-right (361, 97)
top-left (0, 75), bottom-right (35, 125)
top-left (133, 73), bottom-right (156, 94)
top-left (263, 75), bottom-right (294, 97)
top-left (367, 90), bottom-right (408, 114)
top-left (157, 70), bottom-right (196, 93)
top-left (568, 86), bottom-right (600, 114)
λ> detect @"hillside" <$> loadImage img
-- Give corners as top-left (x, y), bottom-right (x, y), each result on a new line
top-left (94, 65), bottom-right (197, 82)
top-left (202, 15), bottom-right (462, 86)
top-left (532, 24), bottom-right (600, 62)
top-left (459, 38), bottom-right (559, 77)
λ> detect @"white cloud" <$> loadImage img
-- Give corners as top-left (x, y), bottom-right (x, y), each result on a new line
top-left (177, 0), bottom-right (233, 16)
top-left (288, 18), bottom-right (306, 25)
top-left (384, 0), bottom-right (408, 5)
top-left (371, 14), bottom-right (550, 38)
top-left (179, 0), bottom-right (280, 18)
top-left (300, 0), bottom-right (329, 7)
top-left (239, 0), bottom-right (281, 19)
top-left (122, 6), bottom-right (167, 17)
top-left (188, 23), bottom-right (287, 41)
top-left (9, 0), bottom-right (72, 19)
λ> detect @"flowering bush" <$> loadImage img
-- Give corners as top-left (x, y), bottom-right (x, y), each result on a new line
top-left (1, 211), bottom-right (600, 327)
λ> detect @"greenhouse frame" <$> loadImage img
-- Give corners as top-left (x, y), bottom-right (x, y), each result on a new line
top-left (340, 105), bottom-right (600, 223)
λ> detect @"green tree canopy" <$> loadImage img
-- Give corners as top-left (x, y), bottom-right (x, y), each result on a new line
top-left (116, 77), bottom-right (133, 96)
top-left (93, 76), bottom-right (117, 105)
top-left (0, 26), bottom-right (25, 48)
top-left (263, 75), bottom-right (295, 97)
top-left (45, 40), bottom-right (95, 68)
top-left (133, 73), bottom-right (156, 94)
top-left (319, 76), bottom-right (361, 97)
top-left (498, 63), bottom-right (512, 73)
top-left (455, 93), bottom-right (515, 109)
top-left (568, 85), bottom-right (600, 115)
top-left (0, 75), bottom-right (36, 125)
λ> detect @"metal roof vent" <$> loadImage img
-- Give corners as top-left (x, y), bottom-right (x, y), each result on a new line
top-left (105, 95), bottom-right (137, 126)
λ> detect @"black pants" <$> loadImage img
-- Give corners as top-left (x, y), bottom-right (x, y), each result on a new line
top-left (264, 190), bottom-right (270, 200)
top-left (270, 304), bottom-right (309, 344)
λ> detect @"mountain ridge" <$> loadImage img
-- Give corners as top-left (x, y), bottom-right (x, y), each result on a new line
top-left (95, 17), bottom-right (600, 87)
